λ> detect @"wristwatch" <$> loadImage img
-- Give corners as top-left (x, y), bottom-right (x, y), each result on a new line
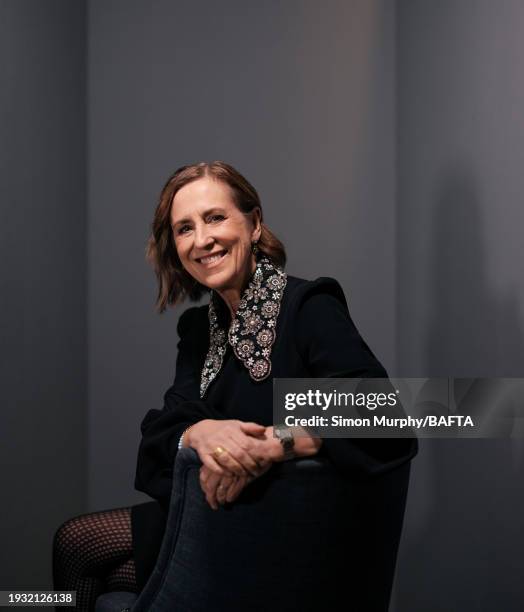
top-left (274, 424), bottom-right (295, 460)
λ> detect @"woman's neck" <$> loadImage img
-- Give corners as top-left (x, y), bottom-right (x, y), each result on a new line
top-left (215, 256), bottom-right (257, 319)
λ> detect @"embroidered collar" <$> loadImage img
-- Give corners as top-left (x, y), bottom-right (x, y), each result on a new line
top-left (200, 255), bottom-right (287, 398)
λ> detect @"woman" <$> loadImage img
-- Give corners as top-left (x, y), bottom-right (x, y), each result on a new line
top-left (53, 161), bottom-right (416, 610)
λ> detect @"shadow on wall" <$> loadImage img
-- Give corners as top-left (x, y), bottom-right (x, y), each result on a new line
top-left (428, 169), bottom-right (524, 378)
top-left (394, 168), bottom-right (524, 612)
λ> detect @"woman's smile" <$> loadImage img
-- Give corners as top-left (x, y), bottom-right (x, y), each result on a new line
top-left (196, 249), bottom-right (228, 267)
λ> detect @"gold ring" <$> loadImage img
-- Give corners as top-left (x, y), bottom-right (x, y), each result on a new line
top-left (213, 446), bottom-right (227, 460)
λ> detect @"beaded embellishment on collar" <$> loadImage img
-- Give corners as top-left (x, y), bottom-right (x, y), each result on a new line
top-left (200, 255), bottom-right (287, 398)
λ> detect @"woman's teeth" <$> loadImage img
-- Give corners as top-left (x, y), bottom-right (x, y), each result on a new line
top-left (199, 251), bottom-right (226, 264)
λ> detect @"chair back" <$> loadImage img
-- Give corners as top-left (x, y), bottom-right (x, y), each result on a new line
top-left (131, 448), bottom-right (411, 612)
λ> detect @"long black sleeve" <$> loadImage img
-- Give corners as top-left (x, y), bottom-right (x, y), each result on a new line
top-left (295, 281), bottom-right (418, 477)
top-left (134, 307), bottom-right (224, 502)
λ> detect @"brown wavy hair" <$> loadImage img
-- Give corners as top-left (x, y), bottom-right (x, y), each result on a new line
top-left (146, 161), bottom-right (287, 313)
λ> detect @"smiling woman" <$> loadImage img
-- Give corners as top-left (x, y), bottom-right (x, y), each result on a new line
top-left (169, 176), bottom-right (262, 317)
top-left (147, 161), bottom-right (286, 315)
top-left (52, 161), bottom-right (417, 612)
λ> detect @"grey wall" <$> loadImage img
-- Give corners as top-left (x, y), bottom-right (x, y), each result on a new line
top-left (394, 1), bottom-right (524, 610)
top-left (87, 0), bottom-right (397, 510)
top-left (0, 0), bottom-right (86, 589)
top-left (3, 1), bottom-right (524, 606)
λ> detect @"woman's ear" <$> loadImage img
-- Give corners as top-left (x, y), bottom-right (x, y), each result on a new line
top-left (251, 207), bottom-right (262, 242)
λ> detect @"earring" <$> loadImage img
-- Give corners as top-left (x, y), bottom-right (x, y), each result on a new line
top-left (251, 241), bottom-right (259, 255)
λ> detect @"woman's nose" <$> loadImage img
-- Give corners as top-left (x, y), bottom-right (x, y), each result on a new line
top-left (194, 224), bottom-right (214, 248)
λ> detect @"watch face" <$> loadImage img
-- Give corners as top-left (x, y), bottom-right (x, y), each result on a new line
top-left (275, 425), bottom-right (294, 450)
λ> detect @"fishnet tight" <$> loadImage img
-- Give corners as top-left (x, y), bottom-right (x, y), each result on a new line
top-left (53, 506), bottom-right (138, 612)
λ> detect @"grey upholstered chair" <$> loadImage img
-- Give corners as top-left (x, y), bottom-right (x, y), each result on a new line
top-left (96, 447), bottom-right (411, 612)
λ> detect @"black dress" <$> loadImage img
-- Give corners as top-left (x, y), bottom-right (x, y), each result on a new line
top-left (131, 271), bottom-right (417, 591)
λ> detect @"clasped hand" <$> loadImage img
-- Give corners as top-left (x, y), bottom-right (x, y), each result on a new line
top-left (186, 419), bottom-right (281, 510)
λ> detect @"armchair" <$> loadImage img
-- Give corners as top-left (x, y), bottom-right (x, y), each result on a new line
top-left (96, 447), bottom-right (410, 612)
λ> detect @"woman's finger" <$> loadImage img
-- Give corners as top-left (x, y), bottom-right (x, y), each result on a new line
top-left (204, 471), bottom-right (223, 510)
top-left (224, 476), bottom-right (239, 503)
top-left (199, 467), bottom-right (214, 503)
top-left (223, 437), bottom-right (263, 476)
top-left (216, 475), bottom-right (234, 506)
top-left (201, 454), bottom-right (226, 476)
top-left (212, 445), bottom-right (247, 477)
top-left (225, 479), bottom-right (243, 503)
top-left (239, 421), bottom-right (266, 436)
top-left (226, 476), bottom-right (250, 503)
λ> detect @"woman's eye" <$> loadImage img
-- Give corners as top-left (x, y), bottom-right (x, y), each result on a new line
top-left (209, 214), bottom-right (225, 223)
top-left (177, 225), bottom-right (191, 235)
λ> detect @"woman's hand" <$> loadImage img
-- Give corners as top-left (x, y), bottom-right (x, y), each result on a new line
top-left (185, 419), bottom-right (271, 478)
top-left (198, 467), bottom-right (238, 510)
top-left (239, 424), bottom-right (323, 462)
top-left (199, 461), bottom-right (272, 510)
top-left (192, 422), bottom-right (322, 509)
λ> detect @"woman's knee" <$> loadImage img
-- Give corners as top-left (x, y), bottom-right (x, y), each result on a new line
top-left (53, 508), bottom-right (133, 560)
top-left (53, 514), bottom-right (91, 558)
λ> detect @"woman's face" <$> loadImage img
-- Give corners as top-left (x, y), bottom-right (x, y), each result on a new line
top-left (170, 176), bottom-right (261, 295)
